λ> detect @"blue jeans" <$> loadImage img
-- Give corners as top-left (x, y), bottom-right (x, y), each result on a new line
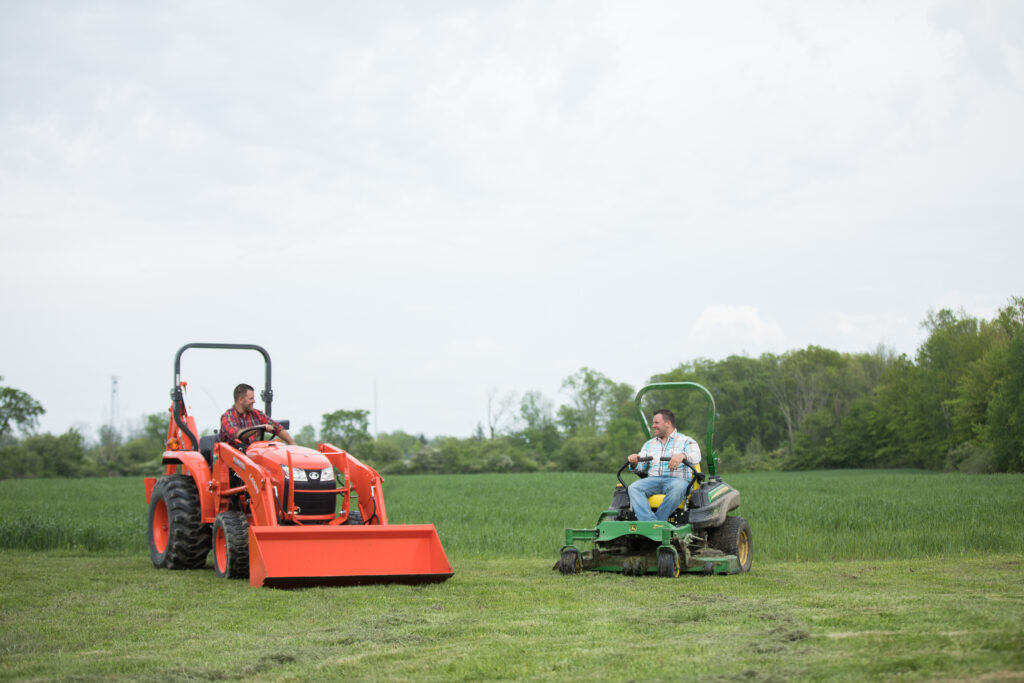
top-left (628, 476), bottom-right (689, 522)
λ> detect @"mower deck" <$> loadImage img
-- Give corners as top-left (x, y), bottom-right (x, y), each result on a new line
top-left (562, 520), bottom-right (741, 576)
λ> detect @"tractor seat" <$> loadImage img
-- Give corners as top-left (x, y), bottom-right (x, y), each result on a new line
top-left (198, 433), bottom-right (218, 465)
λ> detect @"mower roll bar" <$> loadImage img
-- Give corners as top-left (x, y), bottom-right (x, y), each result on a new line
top-left (171, 343), bottom-right (274, 452)
top-left (634, 382), bottom-right (719, 477)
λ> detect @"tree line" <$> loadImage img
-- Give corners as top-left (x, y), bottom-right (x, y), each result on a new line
top-left (2, 297), bottom-right (1021, 478)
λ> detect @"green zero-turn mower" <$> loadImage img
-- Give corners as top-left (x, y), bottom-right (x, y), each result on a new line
top-left (558, 382), bottom-right (752, 577)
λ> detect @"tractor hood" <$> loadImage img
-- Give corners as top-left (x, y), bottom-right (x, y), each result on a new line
top-left (245, 442), bottom-right (331, 471)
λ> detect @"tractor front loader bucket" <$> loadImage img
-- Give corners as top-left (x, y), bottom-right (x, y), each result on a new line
top-left (248, 524), bottom-right (454, 588)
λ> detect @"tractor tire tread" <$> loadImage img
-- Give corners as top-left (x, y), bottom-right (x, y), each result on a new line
top-left (214, 510), bottom-right (249, 579)
top-left (344, 509), bottom-right (364, 525)
top-left (149, 474), bottom-right (211, 570)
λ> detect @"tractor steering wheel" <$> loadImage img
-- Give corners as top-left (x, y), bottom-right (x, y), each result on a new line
top-left (235, 424), bottom-right (276, 442)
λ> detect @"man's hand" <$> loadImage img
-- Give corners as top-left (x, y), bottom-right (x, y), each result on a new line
top-left (668, 454), bottom-right (684, 470)
top-left (627, 453), bottom-right (639, 465)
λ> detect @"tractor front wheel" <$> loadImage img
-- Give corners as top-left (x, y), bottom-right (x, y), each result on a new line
top-left (657, 548), bottom-right (680, 578)
top-left (708, 516), bottom-right (753, 572)
top-left (343, 509), bottom-right (363, 525)
top-left (213, 511), bottom-right (250, 579)
top-left (558, 548), bottom-right (582, 575)
top-left (148, 475), bottom-right (210, 569)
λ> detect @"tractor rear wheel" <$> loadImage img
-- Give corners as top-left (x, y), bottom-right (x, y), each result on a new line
top-left (558, 548), bottom-right (582, 575)
top-left (213, 511), bottom-right (249, 579)
top-left (657, 548), bottom-right (680, 578)
top-left (708, 516), bottom-right (752, 572)
top-left (148, 474), bottom-right (211, 570)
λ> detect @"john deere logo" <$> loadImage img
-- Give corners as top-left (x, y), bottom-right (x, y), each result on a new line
top-left (630, 524), bottom-right (637, 531)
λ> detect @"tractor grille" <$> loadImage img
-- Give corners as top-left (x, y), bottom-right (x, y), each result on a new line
top-left (291, 476), bottom-right (336, 516)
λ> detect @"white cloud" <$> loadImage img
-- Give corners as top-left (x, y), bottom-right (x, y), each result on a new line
top-left (1, 2), bottom-right (1021, 438)
top-left (828, 311), bottom-right (914, 352)
top-left (689, 306), bottom-right (786, 356)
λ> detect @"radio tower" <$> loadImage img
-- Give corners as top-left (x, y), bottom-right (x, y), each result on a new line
top-left (110, 376), bottom-right (120, 436)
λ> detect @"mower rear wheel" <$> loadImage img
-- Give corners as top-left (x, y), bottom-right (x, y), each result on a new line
top-left (148, 475), bottom-right (211, 570)
top-left (213, 511), bottom-right (249, 579)
top-left (657, 548), bottom-right (680, 578)
top-left (558, 548), bottom-right (582, 575)
top-left (708, 516), bottom-right (752, 572)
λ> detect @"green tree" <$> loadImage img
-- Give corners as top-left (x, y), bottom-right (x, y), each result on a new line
top-left (557, 434), bottom-right (610, 472)
top-left (294, 424), bottom-right (318, 448)
top-left (91, 424), bottom-right (124, 476)
top-left (905, 308), bottom-right (990, 468)
top-left (0, 377), bottom-right (45, 441)
top-left (320, 409), bottom-right (371, 451)
top-left (512, 391), bottom-right (562, 463)
top-left (558, 367), bottom-right (613, 436)
top-left (651, 355), bottom-right (787, 465)
top-left (985, 332), bottom-right (1024, 472)
top-left (485, 388), bottom-right (517, 439)
top-left (0, 429), bottom-right (86, 479)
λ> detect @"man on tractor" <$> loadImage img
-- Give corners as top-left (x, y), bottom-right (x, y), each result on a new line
top-left (220, 383), bottom-right (296, 450)
top-left (626, 409), bottom-right (701, 522)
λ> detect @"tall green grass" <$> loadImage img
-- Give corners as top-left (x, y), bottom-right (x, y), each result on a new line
top-left (1, 470), bottom-right (1021, 561)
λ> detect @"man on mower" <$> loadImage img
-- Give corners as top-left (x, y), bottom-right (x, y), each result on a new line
top-left (220, 383), bottom-right (296, 450)
top-left (626, 409), bottom-right (701, 522)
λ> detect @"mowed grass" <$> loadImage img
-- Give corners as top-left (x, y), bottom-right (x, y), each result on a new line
top-left (1, 470), bottom-right (1022, 561)
top-left (1, 552), bottom-right (1022, 681)
top-left (1, 470), bottom-right (1023, 680)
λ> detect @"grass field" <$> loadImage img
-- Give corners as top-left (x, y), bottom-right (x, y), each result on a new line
top-left (1, 470), bottom-right (1023, 680)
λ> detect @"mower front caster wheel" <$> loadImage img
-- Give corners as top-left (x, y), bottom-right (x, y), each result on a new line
top-left (558, 548), bottom-right (582, 575)
top-left (657, 548), bottom-right (680, 578)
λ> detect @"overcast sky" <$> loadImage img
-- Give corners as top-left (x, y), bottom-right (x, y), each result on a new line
top-left (2, 1), bottom-right (1021, 440)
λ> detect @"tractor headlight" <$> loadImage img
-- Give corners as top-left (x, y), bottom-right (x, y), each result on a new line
top-left (280, 464), bottom-right (309, 482)
top-left (321, 466), bottom-right (335, 482)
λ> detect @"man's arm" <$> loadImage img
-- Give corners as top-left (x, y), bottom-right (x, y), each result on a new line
top-left (260, 414), bottom-right (297, 446)
top-left (628, 441), bottom-right (650, 470)
top-left (668, 438), bottom-right (701, 470)
top-left (220, 411), bottom-right (241, 444)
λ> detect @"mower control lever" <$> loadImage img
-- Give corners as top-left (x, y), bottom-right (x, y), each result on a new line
top-left (618, 456), bottom-right (706, 488)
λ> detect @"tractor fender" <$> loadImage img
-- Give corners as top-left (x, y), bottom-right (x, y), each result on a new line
top-left (161, 450), bottom-right (216, 523)
top-left (688, 489), bottom-right (740, 530)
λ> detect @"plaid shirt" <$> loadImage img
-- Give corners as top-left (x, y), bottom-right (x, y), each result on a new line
top-left (219, 408), bottom-right (282, 449)
top-left (633, 430), bottom-right (701, 480)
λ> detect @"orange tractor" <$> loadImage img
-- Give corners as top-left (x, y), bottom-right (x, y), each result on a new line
top-left (144, 343), bottom-right (453, 588)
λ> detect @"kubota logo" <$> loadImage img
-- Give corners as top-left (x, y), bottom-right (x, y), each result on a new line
top-left (309, 471), bottom-right (320, 480)
top-left (233, 457), bottom-right (245, 470)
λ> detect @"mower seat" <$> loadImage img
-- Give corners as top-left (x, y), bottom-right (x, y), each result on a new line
top-left (648, 467), bottom-right (702, 511)
top-left (648, 494), bottom-right (686, 511)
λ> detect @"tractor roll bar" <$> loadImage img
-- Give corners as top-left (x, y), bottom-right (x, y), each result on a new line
top-left (634, 382), bottom-right (719, 477)
top-left (171, 343), bottom-right (274, 451)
